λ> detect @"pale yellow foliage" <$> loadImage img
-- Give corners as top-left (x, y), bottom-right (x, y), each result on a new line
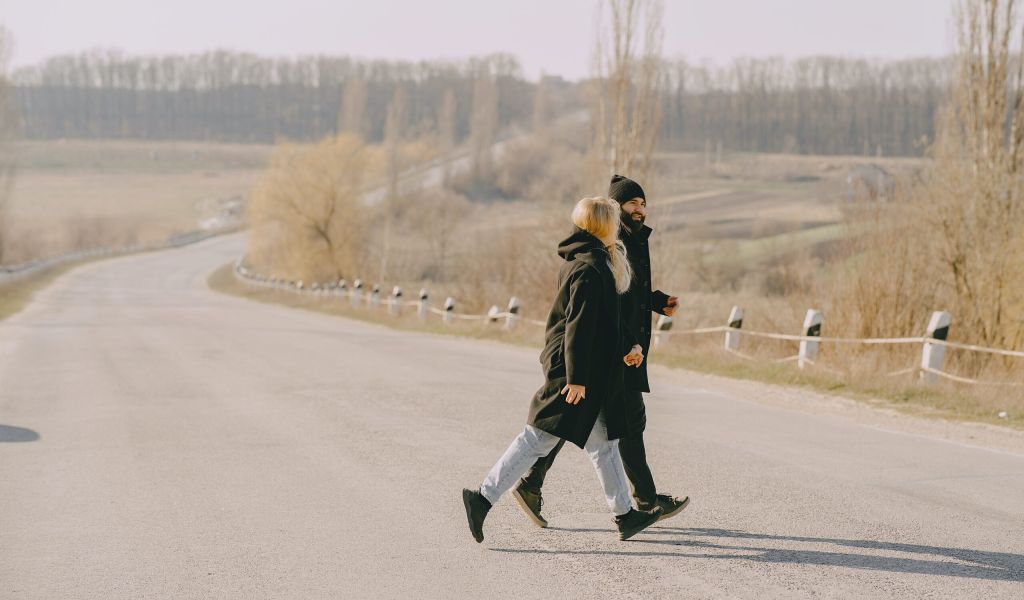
top-left (246, 135), bottom-right (383, 283)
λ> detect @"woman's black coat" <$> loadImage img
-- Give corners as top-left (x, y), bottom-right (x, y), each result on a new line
top-left (526, 228), bottom-right (634, 448)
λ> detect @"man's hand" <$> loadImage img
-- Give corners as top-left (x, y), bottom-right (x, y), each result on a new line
top-left (624, 344), bottom-right (644, 367)
top-left (561, 383), bottom-right (586, 405)
top-left (663, 296), bottom-right (680, 317)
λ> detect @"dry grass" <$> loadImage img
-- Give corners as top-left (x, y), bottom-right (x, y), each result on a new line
top-left (211, 263), bottom-right (1024, 430)
top-left (0, 259), bottom-right (92, 321)
top-left (4, 139), bottom-right (269, 263)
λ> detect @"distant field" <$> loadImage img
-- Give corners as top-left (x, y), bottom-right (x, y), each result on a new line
top-left (5, 140), bottom-right (271, 263)
top-left (641, 151), bottom-right (925, 276)
top-left (4, 139), bottom-right (924, 281)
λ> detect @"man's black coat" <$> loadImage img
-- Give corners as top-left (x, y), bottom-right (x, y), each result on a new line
top-left (526, 228), bottom-right (632, 448)
top-left (619, 223), bottom-right (671, 393)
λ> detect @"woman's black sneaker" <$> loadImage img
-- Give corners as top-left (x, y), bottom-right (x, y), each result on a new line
top-left (512, 482), bottom-right (548, 528)
top-left (614, 507), bottom-right (663, 540)
top-left (462, 488), bottom-right (491, 543)
top-left (654, 494), bottom-right (690, 522)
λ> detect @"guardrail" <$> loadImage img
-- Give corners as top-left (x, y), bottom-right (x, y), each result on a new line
top-left (233, 259), bottom-right (546, 331)
top-left (233, 258), bottom-right (1023, 388)
top-left (0, 226), bottom-right (240, 286)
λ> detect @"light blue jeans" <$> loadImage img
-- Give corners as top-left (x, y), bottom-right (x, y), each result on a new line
top-left (480, 413), bottom-right (632, 516)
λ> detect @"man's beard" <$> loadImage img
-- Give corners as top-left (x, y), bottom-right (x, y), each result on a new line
top-left (621, 212), bottom-right (645, 233)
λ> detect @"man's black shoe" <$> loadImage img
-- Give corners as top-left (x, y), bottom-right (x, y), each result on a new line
top-left (614, 507), bottom-right (663, 541)
top-left (462, 488), bottom-right (491, 543)
top-left (653, 494), bottom-right (690, 522)
top-left (512, 482), bottom-right (548, 528)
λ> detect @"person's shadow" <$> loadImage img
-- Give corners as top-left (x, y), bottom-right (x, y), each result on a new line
top-left (493, 527), bottom-right (1023, 582)
top-left (0, 425), bottom-right (40, 443)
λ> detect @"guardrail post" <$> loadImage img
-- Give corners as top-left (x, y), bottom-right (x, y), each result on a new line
top-left (505, 296), bottom-right (520, 331)
top-left (920, 311), bottom-right (952, 384)
top-left (798, 309), bottom-right (823, 368)
top-left (370, 284), bottom-right (381, 308)
top-left (653, 314), bottom-right (674, 348)
top-left (724, 306), bottom-right (744, 351)
top-left (418, 289), bottom-right (429, 319)
top-left (296, 280), bottom-right (304, 292)
top-left (338, 279), bottom-right (347, 298)
top-left (443, 297), bottom-right (455, 325)
top-left (487, 305), bottom-right (501, 324)
top-left (390, 286), bottom-right (403, 316)
top-left (351, 279), bottom-right (363, 306)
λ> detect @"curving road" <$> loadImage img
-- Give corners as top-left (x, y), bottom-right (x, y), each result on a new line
top-left (1, 235), bottom-right (1022, 599)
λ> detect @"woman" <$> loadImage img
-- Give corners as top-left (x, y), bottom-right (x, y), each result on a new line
top-left (462, 197), bottom-right (662, 543)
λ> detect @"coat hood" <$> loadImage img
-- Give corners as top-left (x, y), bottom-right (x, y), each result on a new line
top-left (557, 227), bottom-right (608, 262)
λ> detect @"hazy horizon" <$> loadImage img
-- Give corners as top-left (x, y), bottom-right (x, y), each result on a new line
top-left (5, 0), bottom-right (955, 80)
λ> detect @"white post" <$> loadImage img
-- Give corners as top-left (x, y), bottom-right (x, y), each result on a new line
top-left (418, 288), bottom-right (429, 319)
top-left (370, 284), bottom-right (381, 308)
top-left (798, 309), bottom-right (823, 368)
top-left (920, 311), bottom-right (952, 384)
top-left (351, 279), bottom-right (363, 306)
top-left (487, 305), bottom-right (501, 324)
top-left (724, 306), bottom-right (744, 351)
top-left (505, 296), bottom-right (520, 331)
top-left (390, 286), bottom-right (403, 316)
top-left (296, 280), bottom-right (304, 292)
top-left (443, 297), bottom-right (455, 325)
top-left (653, 314), bottom-right (674, 348)
top-left (337, 279), bottom-right (348, 298)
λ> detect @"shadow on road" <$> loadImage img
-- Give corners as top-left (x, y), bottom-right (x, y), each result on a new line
top-left (495, 527), bottom-right (1023, 582)
top-left (0, 424), bottom-right (40, 442)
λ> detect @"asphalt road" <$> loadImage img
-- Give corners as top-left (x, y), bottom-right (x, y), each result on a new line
top-left (1, 235), bottom-right (1022, 599)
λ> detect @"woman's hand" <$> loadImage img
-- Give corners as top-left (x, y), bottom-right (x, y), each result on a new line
top-left (561, 383), bottom-right (586, 405)
top-left (624, 344), bottom-right (644, 367)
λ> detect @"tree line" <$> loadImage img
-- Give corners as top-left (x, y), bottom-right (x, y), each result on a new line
top-left (11, 50), bottom-right (948, 156)
top-left (12, 51), bottom-right (539, 144)
top-left (659, 56), bottom-right (950, 156)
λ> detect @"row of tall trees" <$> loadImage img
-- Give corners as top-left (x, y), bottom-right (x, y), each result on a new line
top-left (12, 48), bottom-right (948, 157)
top-left (659, 56), bottom-right (950, 156)
top-left (12, 51), bottom-right (534, 143)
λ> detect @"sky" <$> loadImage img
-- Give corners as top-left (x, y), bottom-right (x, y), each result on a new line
top-left (2, 0), bottom-right (956, 80)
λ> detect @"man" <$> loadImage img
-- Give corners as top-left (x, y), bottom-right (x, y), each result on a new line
top-left (512, 174), bottom-right (689, 527)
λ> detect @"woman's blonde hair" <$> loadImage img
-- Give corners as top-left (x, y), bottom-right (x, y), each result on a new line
top-left (571, 196), bottom-right (632, 294)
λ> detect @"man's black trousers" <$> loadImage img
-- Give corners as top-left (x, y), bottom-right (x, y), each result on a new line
top-left (520, 390), bottom-right (658, 508)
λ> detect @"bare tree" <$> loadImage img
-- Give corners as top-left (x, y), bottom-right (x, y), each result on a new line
top-left (379, 84), bottom-right (409, 281)
top-left (591, 0), bottom-right (664, 182)
top-left (828, 0), bottom-right (1024, 372)
top-left (408, 188), bottom-right (471, 282)
top-left (470, 65), bottom-right (499, 180)
top-left (438, 88), bottom-right (457, 153)
top-left (338, 77), bottom-right (368, 139)
top-left (532, 76), bottom-right (550, 135)
top-left (246, 136), bottom-right (381, 283)
top-left (927, 0), bottom-right (1024, 352)
top-left (0, 26), bottom-right (17, 265)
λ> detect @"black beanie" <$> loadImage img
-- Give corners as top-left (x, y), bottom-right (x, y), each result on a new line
top-left (608, 174), bottom-right (645, 204)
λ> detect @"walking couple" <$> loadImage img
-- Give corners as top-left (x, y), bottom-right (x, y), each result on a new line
top-left (462, 175), bottom-right (689, 543)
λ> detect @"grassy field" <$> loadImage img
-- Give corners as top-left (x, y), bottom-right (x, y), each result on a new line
top-left (5, 139), bottom-right (270, 263)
